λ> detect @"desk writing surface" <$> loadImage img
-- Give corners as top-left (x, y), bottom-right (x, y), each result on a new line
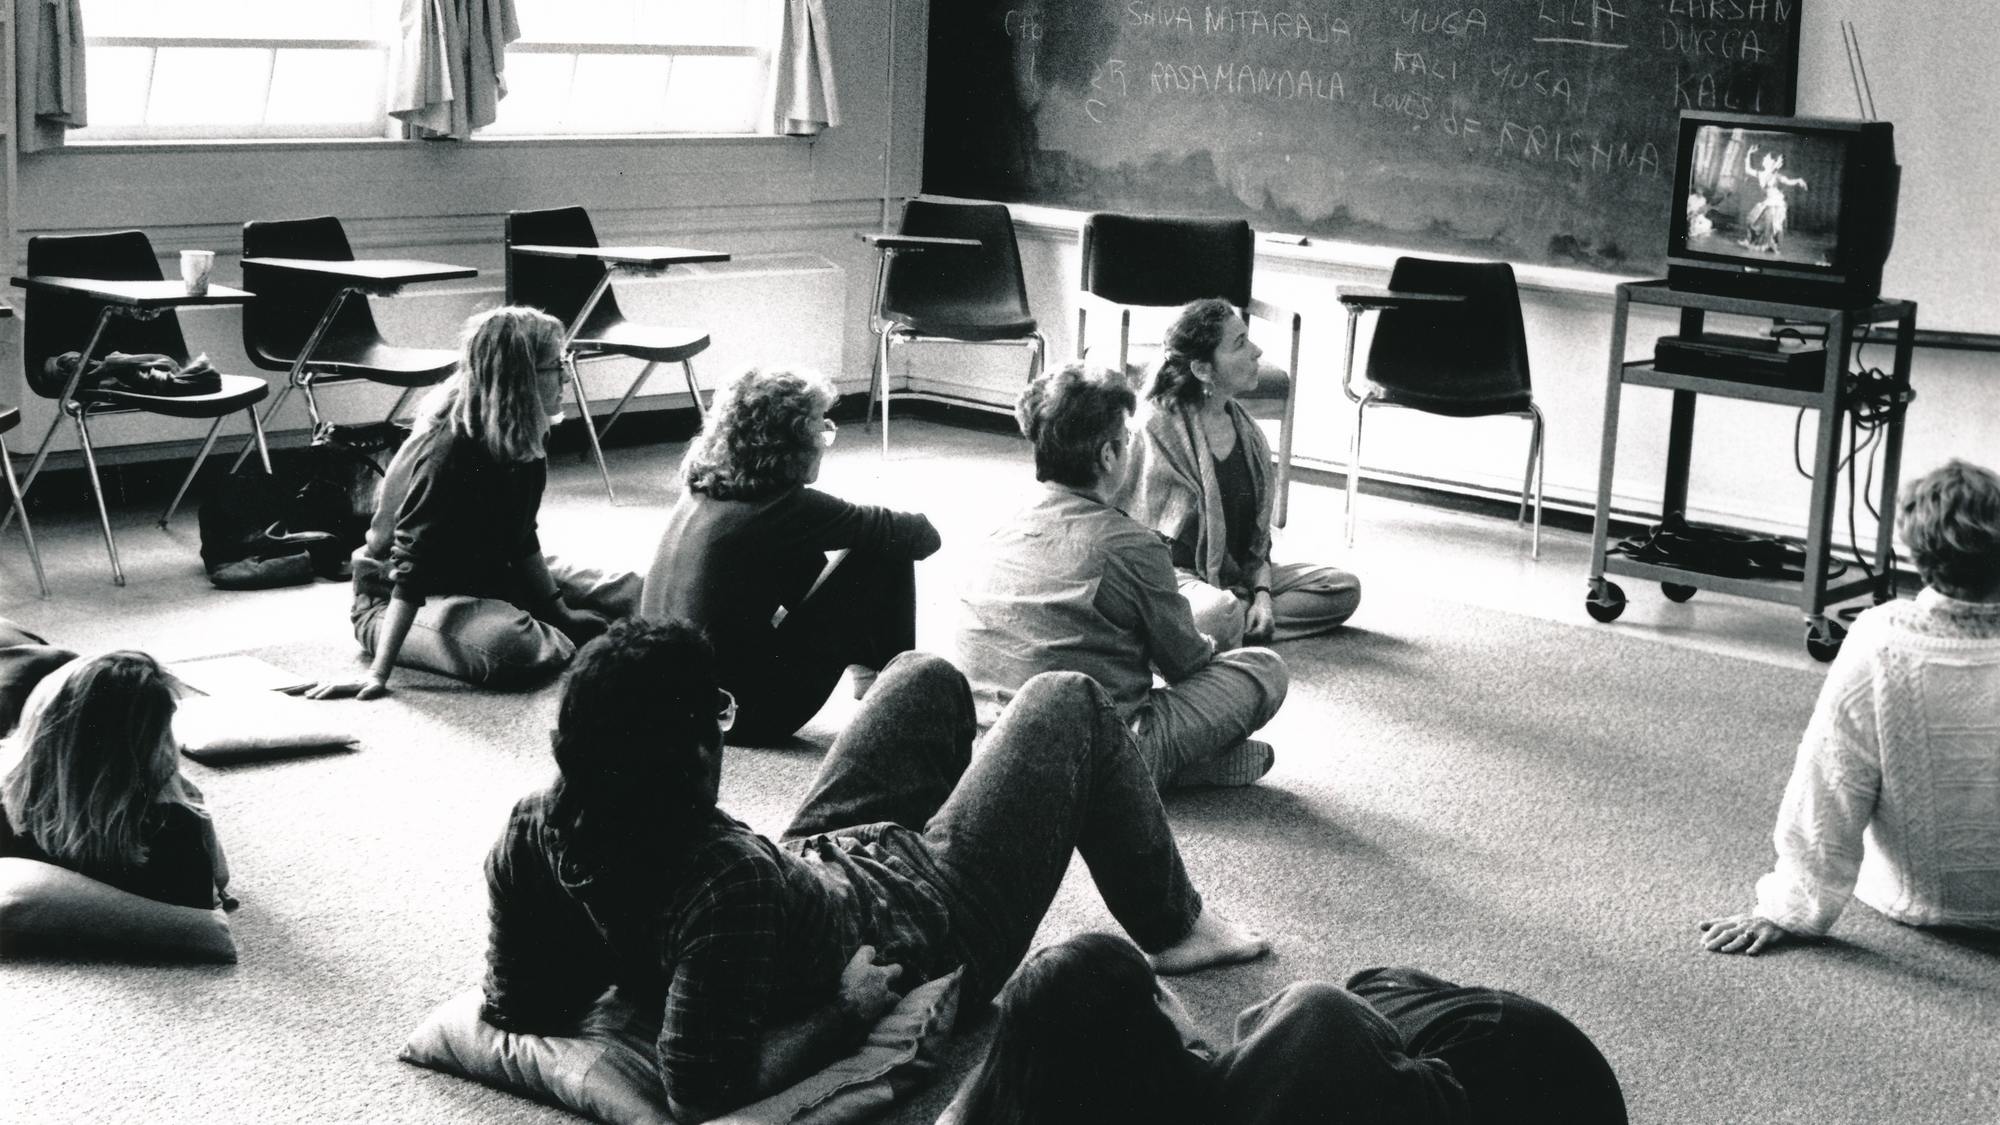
top-left (857, 233), bottom-right (983, 251)
top-left (508, 244), bottom-right (730, 268)
top-left (926, 1), bottom-right (1800, 275)
top-left (240, 258), bottom-right (479, 288)
top-left (10, 276), bottom-right (253, 307)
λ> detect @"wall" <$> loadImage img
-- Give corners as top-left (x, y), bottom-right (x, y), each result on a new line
top-left (1, 0), bottom-right (929, 464)
top-left (910, 0), bottom-right (2000, 549)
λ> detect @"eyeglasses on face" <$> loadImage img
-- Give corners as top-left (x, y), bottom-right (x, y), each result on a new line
top-left (717, 688), bottom-right (738, 732)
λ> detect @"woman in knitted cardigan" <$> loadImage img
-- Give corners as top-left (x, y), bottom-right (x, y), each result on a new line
top-left (1124, 298), bottom-right (1360, 648)
top-left (1702, 458), bottom-right (2000, 954)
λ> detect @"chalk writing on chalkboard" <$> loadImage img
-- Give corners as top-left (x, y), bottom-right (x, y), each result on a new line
top-left (924, 0), bottom-right (1800, 273)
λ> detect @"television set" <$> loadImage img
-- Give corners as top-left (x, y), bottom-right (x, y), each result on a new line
top-left (1667, 111), bottom-right (1899, 307)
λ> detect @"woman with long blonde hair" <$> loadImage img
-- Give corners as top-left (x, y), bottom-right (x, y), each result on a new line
top-left (310, 305), bottom-right (639, 698)
top-left (1, 652), bottom-right (230, 909)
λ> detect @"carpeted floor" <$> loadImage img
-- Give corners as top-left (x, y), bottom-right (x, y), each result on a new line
top-left (3, 422), bottom-right (1997, 1124)
top-left (5, 585), bottom-right (1996, 1124)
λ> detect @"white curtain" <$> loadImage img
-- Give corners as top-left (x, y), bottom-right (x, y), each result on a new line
top-left (16, 0), bottom-right (88, 153)
top-left (389, 0), bottom-right (521, 140)
top-left (773, 0), bottom-right (839, 136)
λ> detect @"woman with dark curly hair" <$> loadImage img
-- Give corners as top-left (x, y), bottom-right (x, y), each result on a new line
top-left (1126, 298), bottom-right (1360, 648)
top-left (641, 368), bottom-right (941, 742)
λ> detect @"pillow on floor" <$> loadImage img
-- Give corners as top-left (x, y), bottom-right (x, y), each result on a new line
top-left (0, 857), bottom-right (236, 962)
top-left (174, 693), bottom-right (358, 764)
top-left (401, 968), bottom-right (963, 1125)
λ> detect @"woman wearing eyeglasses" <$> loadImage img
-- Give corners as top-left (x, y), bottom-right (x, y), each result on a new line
top-left (641, 368), bottom-right (941, 743)
top-left (308, 306), bottom-right (639, 698)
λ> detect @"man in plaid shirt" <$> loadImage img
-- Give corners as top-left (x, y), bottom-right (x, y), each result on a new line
top-left (481, 617), bottom-right (1267, 1121)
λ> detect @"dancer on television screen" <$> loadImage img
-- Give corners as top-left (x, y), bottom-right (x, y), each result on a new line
top-left (1740, 146), bottom-right (1808, 254)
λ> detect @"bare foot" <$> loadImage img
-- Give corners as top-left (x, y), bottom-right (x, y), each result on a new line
top-left (1150, 910), bottom-right (1270, 975)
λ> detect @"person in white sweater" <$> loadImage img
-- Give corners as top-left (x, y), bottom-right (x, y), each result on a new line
top-left (1701, 458), bottom-right (2000, 955)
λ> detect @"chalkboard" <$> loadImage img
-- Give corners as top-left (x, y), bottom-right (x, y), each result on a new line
top-left (924, 0), bottom-right (1801, 274)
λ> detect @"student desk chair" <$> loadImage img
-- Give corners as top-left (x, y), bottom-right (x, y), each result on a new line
top-left (10, 230), bottom-right (274, 586)
top-left (507, 206), bottom-right (726, 504)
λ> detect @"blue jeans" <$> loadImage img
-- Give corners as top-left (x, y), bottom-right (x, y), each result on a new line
top-left (783, 652), bottom-right (1203, 1004)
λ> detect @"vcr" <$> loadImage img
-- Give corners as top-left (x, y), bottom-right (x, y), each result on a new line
top-left (1653, 333), bottom-right (1827, 390)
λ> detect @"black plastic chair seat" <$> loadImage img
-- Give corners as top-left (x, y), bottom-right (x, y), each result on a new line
top-left (74, 373), bottom-right (270, 420)
top-left (0, 405), bottom-right (17, 434)
top-left (278, 335), bottom-right (457, 386)
top-left (572, 317), bottom-right (710, 365)
top-left (889, 311), bottom-right (1039, 342)
top-left (1373, 385), bottom-right (1532, 417)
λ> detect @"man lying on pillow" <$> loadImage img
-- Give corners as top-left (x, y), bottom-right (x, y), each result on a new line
top-left (480, 618), bottom-right (1268, 1122)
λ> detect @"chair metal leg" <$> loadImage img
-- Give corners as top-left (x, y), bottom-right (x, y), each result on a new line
top-left (599, 361), bottom-right (660, 442)
top-left (1525, 404), bottom-right (1546, 560)
top-left (566, 356), bottom-right (617, 504)
top-left (864, 334), bottom-right (883, 429)
top-left (0, 411), bottom-right (63, 535)
top-left (71, 411), bottom-right (125, 587)
top-left (384, 387), bottom-right (416, 427)
top-left (1273, 316), bottom-right (1303, 529)
top-left (878, 329), bottom-right (894, 457)
top-left (229, 380), bottom-right (295, 474)
top-left (1028, 331), bottom-right (1048, 381)
top-left (160, 415), bottom-right (230, 528)
top-left (679, 359), bottom-right (704, 424)
top-left (1, 438), bottom-right (48, 597)
top-left (1345, 396), bottom-right (1372, 549)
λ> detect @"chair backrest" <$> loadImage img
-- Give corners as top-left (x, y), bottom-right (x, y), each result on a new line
top-left (881, 200), bottom-right (1032, 328)
top-left (1365, 256), bottom-right (1532, 410)
top-left (241, 215), bottom-right (384, 373)
top-left (1080, 214), bottom-right (1254, 310)
top-left (505, 206), bottom-right (623, 331)
top-left (24, 231), bottom-right (191, 400)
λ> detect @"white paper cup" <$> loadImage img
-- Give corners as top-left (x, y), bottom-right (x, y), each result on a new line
top-left (180, 250), bottom-right (215, 295)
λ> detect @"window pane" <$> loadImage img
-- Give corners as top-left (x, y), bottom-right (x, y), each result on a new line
top-left (483, 54), bottom-right (578, 135)
top-left (146, 48), bottom-right (273, 126)
top-left (566, 55), bottom-right (673, 132)
top-left (76, 47), bottom-right (156, 128)
top-left (661, 56), bottom-right (766, 133)
top-left (516, 0), bottom-right (776, 45)
top-left (266, 50), bottom-right (386, 126)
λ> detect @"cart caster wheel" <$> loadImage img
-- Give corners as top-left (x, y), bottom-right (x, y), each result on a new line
top-left (1586, 581), bottom-right (1626, 623)
top-left (1805, 619), bottom-right (1846, 663)
top-left (1661, 582), bottom-right (1697, 603)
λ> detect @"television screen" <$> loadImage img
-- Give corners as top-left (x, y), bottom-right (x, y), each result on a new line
top-left (1680, 125), bottom-right (1848, 269)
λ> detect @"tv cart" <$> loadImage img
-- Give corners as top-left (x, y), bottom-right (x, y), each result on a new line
top-left (1585, 281), bottom-right (1916, 661)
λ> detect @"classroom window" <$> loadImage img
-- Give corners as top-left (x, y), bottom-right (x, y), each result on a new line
top-left (70, 0), bottom-right (784, 143)
top-left (72, 0), bottom-right (400, 141)
top-left (482, 0), bottom-right (782, 135)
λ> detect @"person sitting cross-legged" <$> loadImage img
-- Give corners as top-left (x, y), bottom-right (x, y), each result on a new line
top-left (479, 617), bottom-right (1268, 1123)
top-left (957, 362), bottom-right (1289, 790)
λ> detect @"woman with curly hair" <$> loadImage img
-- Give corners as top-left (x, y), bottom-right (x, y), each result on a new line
top-left (1702, 458), bottom-right (2000, 954)
top-left (2, 652), bottom-right (232, 911)
top-left (310, 306), bottom-right (639, 698)
top-left (1126, 298), bottom-right (1360, 648)
top-left (641, 368), bottom-right (940, 742)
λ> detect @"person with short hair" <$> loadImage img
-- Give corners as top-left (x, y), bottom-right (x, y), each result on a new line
top-left (1702, 458), bottom-right (2000, 954)
top-left (310, 306), bottom-right (639, 698)
top-left (1, 652), bottom-right (231, 911)
top-left (950, 932), bottom-right (1627, 1125)
top-left (641, 368), bottom-right (940, 743)
top-left (957, 363), bottom-right (1289, 789)
top-left (480, 619), bottom-right (1267, 1123)
top-left (1130, 298), bottom-right (1361, 648)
